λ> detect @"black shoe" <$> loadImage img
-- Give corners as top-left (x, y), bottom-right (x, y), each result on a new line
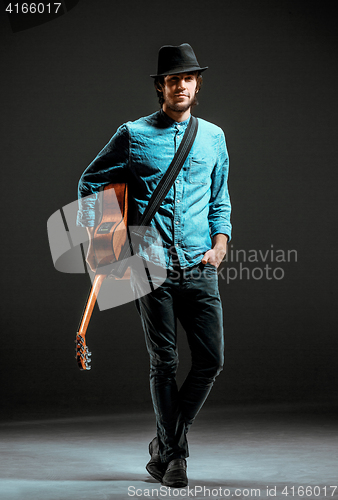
top-left (162, 458), bottom-right (188, 487)
top-left (145, 437), bottom-right (167, 482)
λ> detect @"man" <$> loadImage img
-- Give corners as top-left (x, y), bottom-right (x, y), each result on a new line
top-left (77, 43), bottom-right (231, 488)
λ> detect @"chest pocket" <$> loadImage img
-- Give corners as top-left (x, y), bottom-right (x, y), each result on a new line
top-left (188, 158), bottom-right (209, 185)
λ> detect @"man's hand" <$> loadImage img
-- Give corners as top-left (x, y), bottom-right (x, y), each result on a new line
top-left (201, 233), bottom-right (228, 268)
top-left (85, 227), bottom-right (97, 272)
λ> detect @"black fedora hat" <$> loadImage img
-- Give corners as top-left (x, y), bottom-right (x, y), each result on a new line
top-left (150, 43), bottom-right (208, 78)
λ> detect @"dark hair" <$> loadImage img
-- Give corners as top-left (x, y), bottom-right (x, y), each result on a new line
top-left (154, 72), bottom-right (203, 107)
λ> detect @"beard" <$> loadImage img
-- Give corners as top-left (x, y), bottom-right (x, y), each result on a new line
top-left (164, 93), bottom-right (196, 113)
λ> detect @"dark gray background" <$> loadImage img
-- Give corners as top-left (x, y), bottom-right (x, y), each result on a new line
top-left (1, 0), bottom-right (337, 420)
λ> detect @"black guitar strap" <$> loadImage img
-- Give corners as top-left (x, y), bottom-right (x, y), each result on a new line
top-left (112, 115), bottom-right (199, 278)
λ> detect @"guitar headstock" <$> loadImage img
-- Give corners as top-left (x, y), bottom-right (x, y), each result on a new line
top-left (75, 333), bottom-right (92, 370)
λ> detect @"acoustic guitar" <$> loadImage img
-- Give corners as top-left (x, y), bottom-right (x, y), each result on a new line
top-left (75, 183), bottom-right (129, 370)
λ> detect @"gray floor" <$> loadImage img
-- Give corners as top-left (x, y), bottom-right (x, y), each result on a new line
top-left (0, 406), bottom-right (337, 500)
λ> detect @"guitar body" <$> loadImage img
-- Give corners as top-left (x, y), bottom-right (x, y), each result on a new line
top-left (94, 183), bottom-right (129, 269)
top-left (75, 183), bottom-right (129, 371)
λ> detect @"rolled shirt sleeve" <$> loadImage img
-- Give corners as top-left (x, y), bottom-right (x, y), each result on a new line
top-left (208, 130), bottom-right (232, 241)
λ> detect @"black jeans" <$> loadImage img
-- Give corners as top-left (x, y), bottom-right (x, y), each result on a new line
top-left (131, 261), bottom-right (224, 463)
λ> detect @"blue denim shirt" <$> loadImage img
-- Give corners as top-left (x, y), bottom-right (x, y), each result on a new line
top-left (77, 110), bottom-right (231, 270)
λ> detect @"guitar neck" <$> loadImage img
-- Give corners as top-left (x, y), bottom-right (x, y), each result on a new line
top-left (75, 273), bottom-right (107, 371)
top-left (77, 273), bottom-right (107, 336)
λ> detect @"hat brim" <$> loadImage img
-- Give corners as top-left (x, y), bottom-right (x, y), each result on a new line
top-left (150, 66), bottom-right (208, 78)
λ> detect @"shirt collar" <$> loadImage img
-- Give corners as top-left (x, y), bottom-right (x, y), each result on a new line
top-left (158, 109), bottom-right (191, 129)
